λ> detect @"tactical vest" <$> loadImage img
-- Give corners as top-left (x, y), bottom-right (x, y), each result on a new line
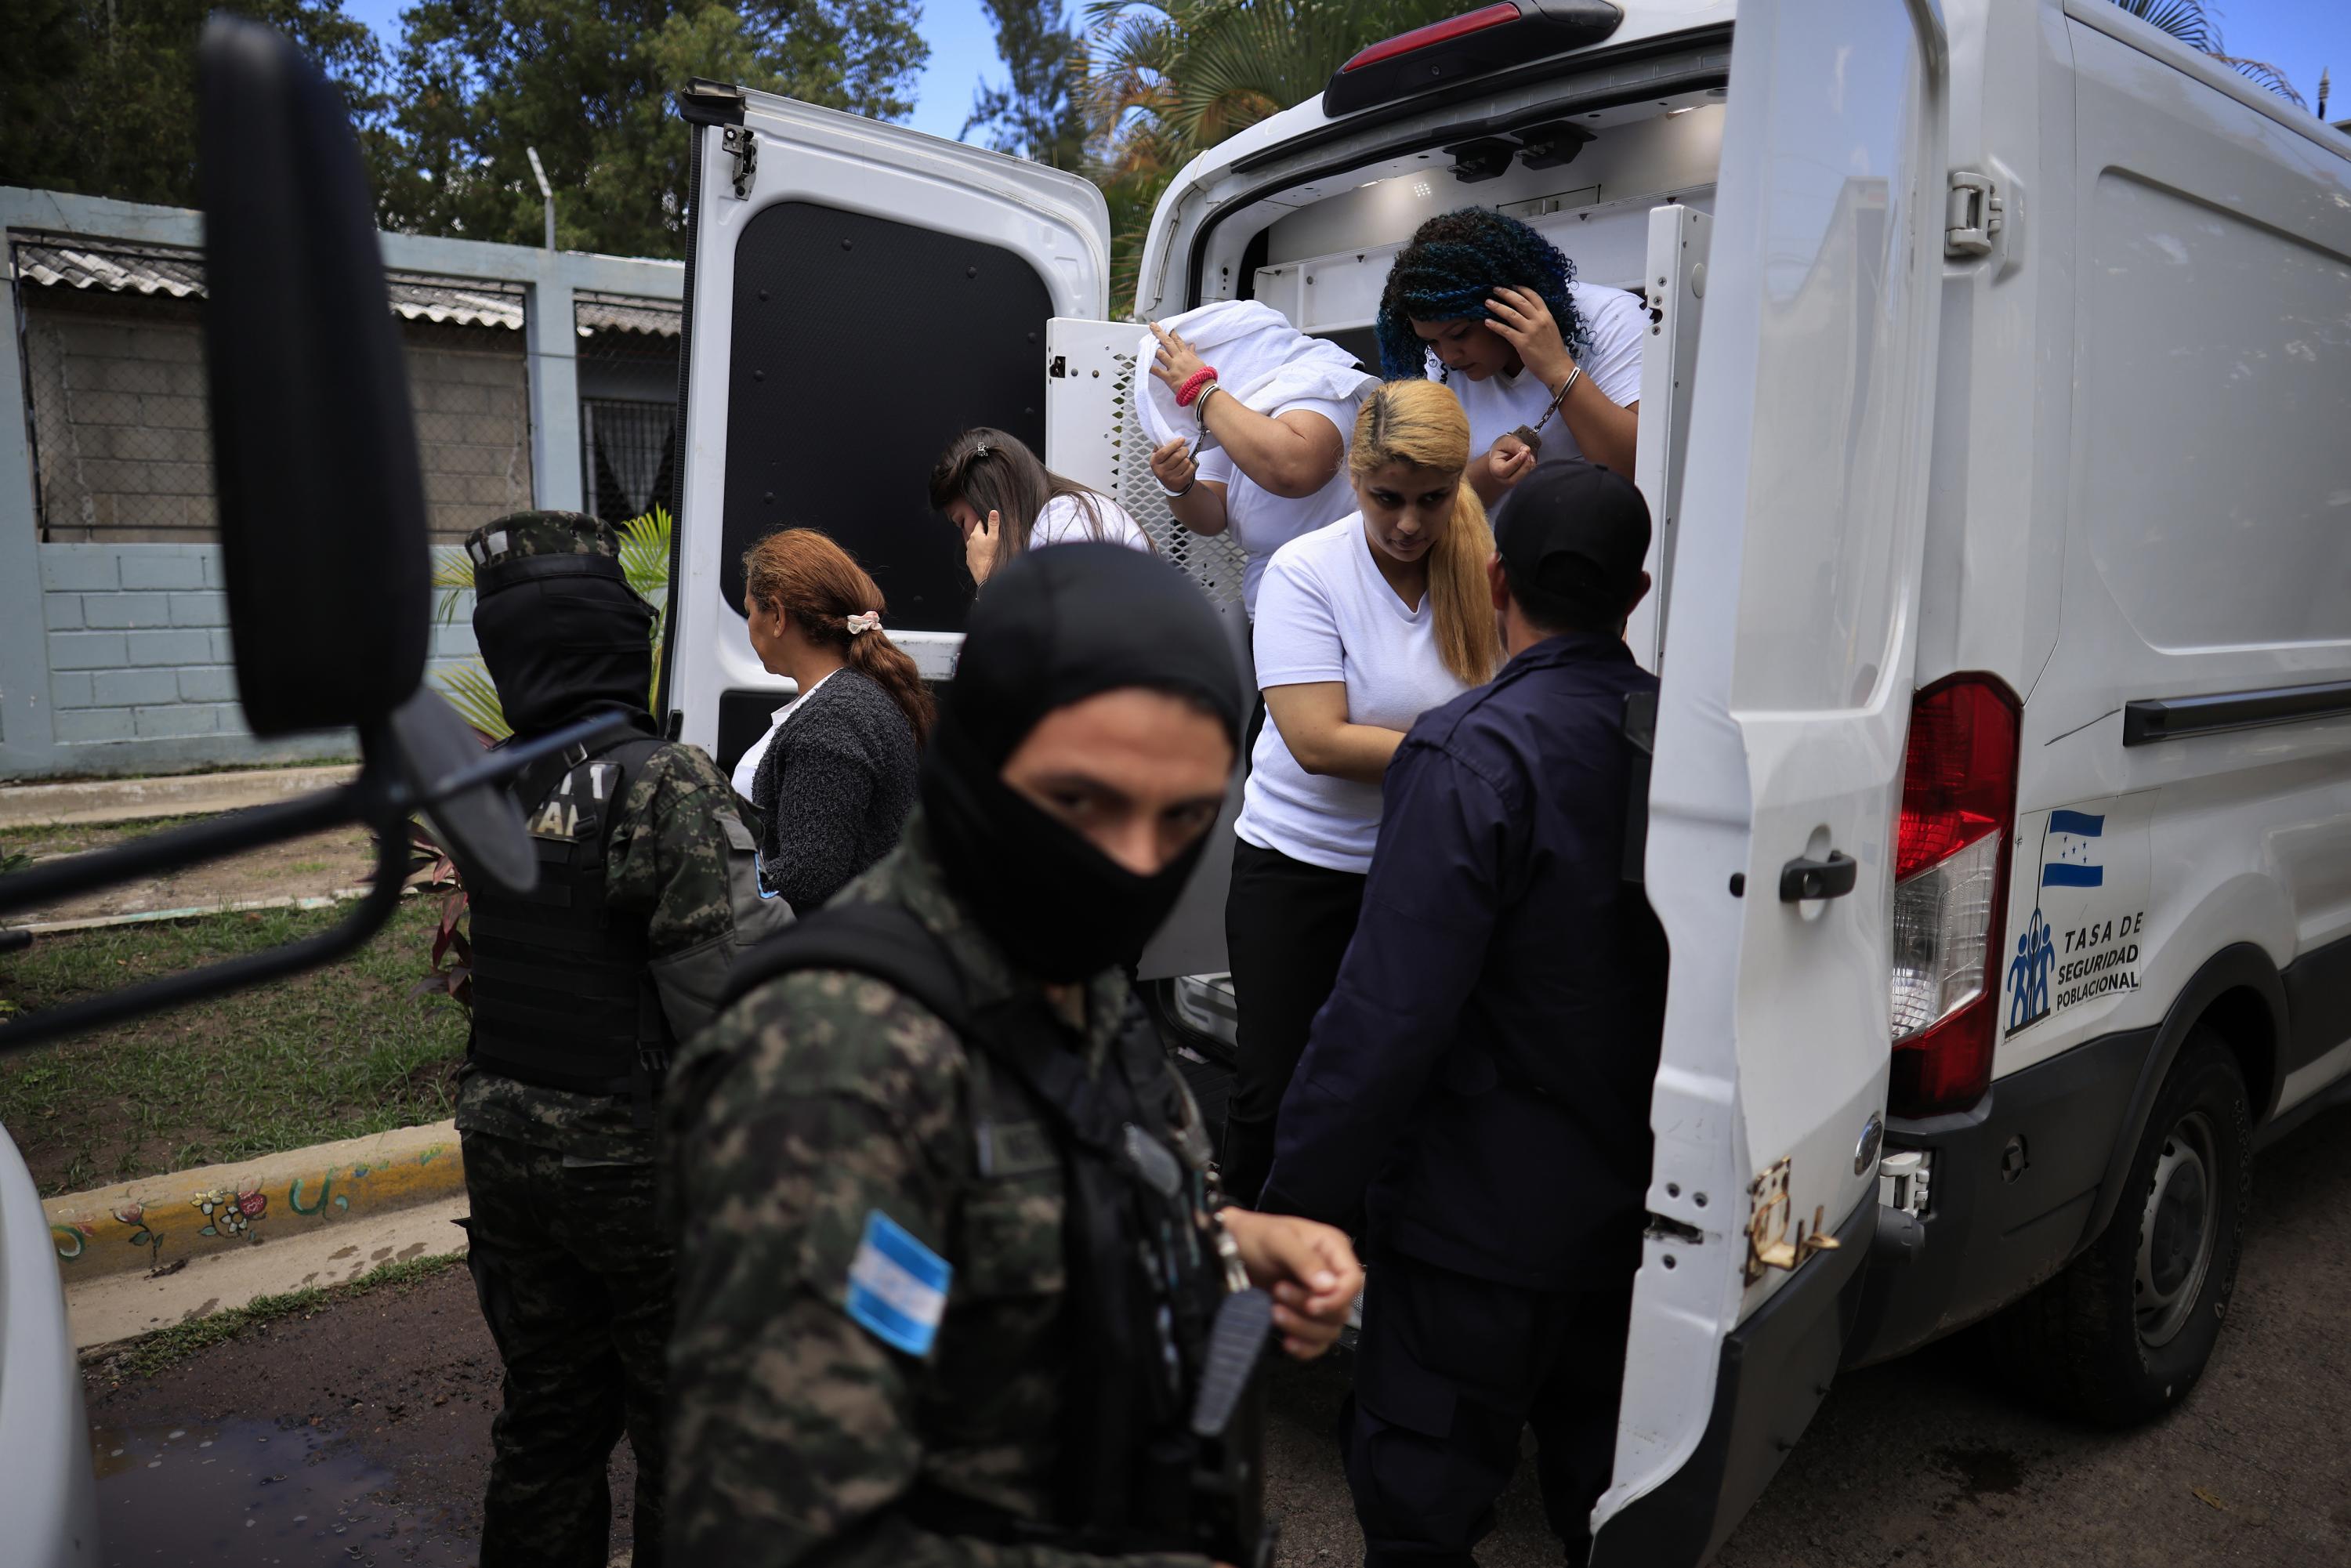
top-left (468, 731), bottom-right (673, 1106)
top-left (715, 902), bottom-right (1277, 1568)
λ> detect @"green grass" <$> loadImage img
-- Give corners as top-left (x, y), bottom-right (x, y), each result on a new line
top-left (89, 1251), bottom-right (467, 1379)
top-left (0, 812), bottom-right (219, 860)
top-left (0, 898), bottom-right (467, 1196)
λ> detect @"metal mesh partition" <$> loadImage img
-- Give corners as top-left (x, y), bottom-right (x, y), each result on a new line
top-left (1101, 346), bottom-right (1251, 610)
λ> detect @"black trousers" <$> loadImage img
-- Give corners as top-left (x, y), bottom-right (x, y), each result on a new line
top-left (1345, 1251), bottom-right (1635, 1567)
top-left (458, 1132), bottom-right (673, 1568)
top-left (1219, 837), bottom-right (1367, 1208)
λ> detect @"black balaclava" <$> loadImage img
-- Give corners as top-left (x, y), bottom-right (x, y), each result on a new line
top-left (923, 542), bottom-right (1244, 983)
top-left (469, 514), bottom-right (656, 739)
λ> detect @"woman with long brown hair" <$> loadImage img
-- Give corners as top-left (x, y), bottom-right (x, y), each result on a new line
top-left (928, 426), bottom-right (1153, 588)
top-left (1219, 378), bottom-right (1501, 1208)
top-left (733, 528), bottom-right (933, 911)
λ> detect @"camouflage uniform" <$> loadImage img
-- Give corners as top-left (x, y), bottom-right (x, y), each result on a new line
top-left (663, 814), bottom-right (1213, 1568)
top-left (457, 511), bottom-right (773, 1568)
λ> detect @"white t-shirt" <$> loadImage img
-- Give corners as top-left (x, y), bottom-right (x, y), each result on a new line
top-left (1030, 491), bottom-right (1154, 553)
top-left (1233, 514), bottom-right (1473, 875)
top-left (1196, 394), bottom-right (1365, 617)
top-left (1440, 281), bottom-right (1646, 465)
top-left (729, 668), bottom-right (837, 800)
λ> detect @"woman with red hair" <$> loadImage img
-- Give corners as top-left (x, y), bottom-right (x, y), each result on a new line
top-left (732, 528), bottom-right (932, 911)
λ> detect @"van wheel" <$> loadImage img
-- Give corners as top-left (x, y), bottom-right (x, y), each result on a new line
top-left (1990, 1029), bottom-right (2251, 1425)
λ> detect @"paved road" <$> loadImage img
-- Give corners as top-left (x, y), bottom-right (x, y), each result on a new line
top-left (82, 1103), bottom-right (2351, 1566)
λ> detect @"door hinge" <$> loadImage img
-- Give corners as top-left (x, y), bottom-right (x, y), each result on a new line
top-left (721, 125), bottom-right (759, 200)
top-left (1744, 1156), bottom-right (1842, 1284)
top-left (1945, 169), bottom-right (2002, 259)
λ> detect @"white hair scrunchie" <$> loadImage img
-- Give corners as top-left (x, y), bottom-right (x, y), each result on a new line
top-left (845, 611), bottom-right (882, 636)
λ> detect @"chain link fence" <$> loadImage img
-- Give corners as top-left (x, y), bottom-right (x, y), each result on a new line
top-left (14, 236), bottom-right (531, 543)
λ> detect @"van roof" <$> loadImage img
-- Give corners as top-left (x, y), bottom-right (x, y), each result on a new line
top-left (1175, 0), bottom-right (1734, 182)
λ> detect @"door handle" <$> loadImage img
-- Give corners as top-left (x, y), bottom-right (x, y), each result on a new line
top-left (1778, 851), bottom-right (1857, 903)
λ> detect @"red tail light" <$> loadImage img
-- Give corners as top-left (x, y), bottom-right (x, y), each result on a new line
top-left (1888, 675), bottom-right (2020, 1117)
top-left (1340, 3), bottom-right (1522, 73)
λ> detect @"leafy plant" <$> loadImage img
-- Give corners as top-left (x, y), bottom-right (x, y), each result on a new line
top-left (405, 820), bottom-right (473, 1009)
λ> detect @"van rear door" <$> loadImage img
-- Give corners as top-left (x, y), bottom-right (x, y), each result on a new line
top-left (1590, 1), bottom-right (1949, 1562)
top-left (666, 86), bottom-right (1110, 776)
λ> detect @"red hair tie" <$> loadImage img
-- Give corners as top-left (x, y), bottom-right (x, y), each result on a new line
top-left (1175, 367), bottom-right (1219, 408)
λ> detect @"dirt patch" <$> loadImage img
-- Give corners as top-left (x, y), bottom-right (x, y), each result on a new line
top-left (83, 1265), bottom-right (641, 1566)
top-left (4, 814), bottom-right (381, 927)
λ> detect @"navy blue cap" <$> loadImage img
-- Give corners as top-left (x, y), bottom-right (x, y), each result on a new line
top-left (1492, 458), bottom-right (1651, 619)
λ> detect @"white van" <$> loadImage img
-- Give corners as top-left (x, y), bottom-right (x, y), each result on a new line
top-left (665, 0), bottom-right (2351, 1556)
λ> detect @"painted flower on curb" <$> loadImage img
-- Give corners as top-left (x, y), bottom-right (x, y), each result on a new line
top-left (192, 1182), bottom-right (265, 1238)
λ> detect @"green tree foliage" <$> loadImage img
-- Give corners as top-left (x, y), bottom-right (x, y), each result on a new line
top-left (379, 0), bottom-right (929, 259)
top-left (1079, 0), bottom-right (1463, 310)
top-left (0, 0), bottom-right (389, 210)
top-left (963, 0), bottom-right (1086, 171)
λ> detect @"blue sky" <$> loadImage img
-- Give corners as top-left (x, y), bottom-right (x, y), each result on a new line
top-left (336, 0), bottom-right (2351, 132)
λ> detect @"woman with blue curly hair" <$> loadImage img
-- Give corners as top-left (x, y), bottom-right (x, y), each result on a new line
top-left (1377, 208), bottom-right (1646, 505)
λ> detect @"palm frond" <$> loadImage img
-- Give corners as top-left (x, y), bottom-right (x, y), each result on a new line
top-left (430, 546), bottom-right (475, 625)
top-left (436, 658), bottom-right (512, 742)
top-left (2112, 0), bottom-right (2219, 52)
top-left (2210, 54), bottom-right (2309, 109)
top-left (616, 505), bottom-right (674, 708)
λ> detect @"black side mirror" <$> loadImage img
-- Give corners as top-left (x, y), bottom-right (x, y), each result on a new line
top-left (0, 20), bottom-right (621, 1049)
top-left (198, 15), bottom-right (429, 735)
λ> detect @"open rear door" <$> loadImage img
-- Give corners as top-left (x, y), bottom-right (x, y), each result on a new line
top-left (667, 86), bottom-right (1110, 777)
top-left (1591, 2), bottom-right (1949, 1563)
top-left (1627, 204), bottom-right (1712, 673)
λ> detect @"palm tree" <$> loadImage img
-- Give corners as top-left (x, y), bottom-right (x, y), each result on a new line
top-left (1079, 0), bottom-right (1465, 308)
top-left (2113, 0), bottom-right (2306, 107)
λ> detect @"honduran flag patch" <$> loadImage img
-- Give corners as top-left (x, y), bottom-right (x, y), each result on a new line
top-left (846, 1210), bottom-right (951, 1357)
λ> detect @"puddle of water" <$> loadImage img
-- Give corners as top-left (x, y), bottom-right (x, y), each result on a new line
top-left (89, 1420), bottom-right (475, 1566)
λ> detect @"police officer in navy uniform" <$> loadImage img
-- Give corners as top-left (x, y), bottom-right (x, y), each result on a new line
top-left (455, 511), bottom-right (782, 1568)
top-left (1259, 462), bottom-right (1670, 1566)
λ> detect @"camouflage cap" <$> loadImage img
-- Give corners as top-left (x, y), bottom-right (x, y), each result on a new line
top-left (463, 511), bottom-right (619, 577)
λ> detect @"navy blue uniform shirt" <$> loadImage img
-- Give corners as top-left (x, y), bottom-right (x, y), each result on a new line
top-left (1259, 631), bottom-right (1668, 1289)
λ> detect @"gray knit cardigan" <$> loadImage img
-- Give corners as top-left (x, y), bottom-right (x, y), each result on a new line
top-left (746, 668), bottom-right (918, 911)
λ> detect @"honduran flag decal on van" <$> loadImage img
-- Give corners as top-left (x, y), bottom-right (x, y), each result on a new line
top-left (2041, 809), bottom-right (2105, 888)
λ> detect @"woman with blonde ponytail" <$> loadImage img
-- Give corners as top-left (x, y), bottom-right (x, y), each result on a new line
top-left (1219, 378), bottom-right (1500, 1207)
top-left (734, 528), bottom-right (932, 911)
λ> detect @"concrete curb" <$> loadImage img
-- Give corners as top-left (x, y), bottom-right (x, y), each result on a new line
top-left (43, 1120), bottom-right (464, 1283)
top-left (0, 763), bottom-right (359, 828)
top-left (12, 885), bottom-right (372, 937)
top-left (68, 1193), bottom-right (471, 1352)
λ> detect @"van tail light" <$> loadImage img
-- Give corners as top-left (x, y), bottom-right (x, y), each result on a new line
top-left (1339, 3), bottom-right (1523, 74)
top-left (1322, 1), bottom-right (1625, 118)
top-left (1888, 675), bottom-right (2020, 1118)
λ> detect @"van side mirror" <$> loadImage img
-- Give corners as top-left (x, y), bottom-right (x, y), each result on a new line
top-left (197, 15), bottom-right (430, 735)
top-left (0, 20), bottom-right (622, 1049)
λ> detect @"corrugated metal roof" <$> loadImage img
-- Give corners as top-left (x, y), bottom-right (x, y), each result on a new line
top-left (11, 236), bottom-right (533, 331)
top-left (575, 290), bottom-right (681, 339)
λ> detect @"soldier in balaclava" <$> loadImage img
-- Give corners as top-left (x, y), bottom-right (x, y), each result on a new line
top-left (455, 511), bottom-right (781, 1568)
top-left (664, 542), bottom-right (1364, 1566)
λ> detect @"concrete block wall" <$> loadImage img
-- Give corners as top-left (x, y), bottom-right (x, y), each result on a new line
top-left (31, 543), bottom-right (480, 773)
top-left (405, 326), bottom-right (536, 540)
top-left (24, 303), bottom-right (531, 545)
top-left (20, 306), bottom-right (217, 538)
